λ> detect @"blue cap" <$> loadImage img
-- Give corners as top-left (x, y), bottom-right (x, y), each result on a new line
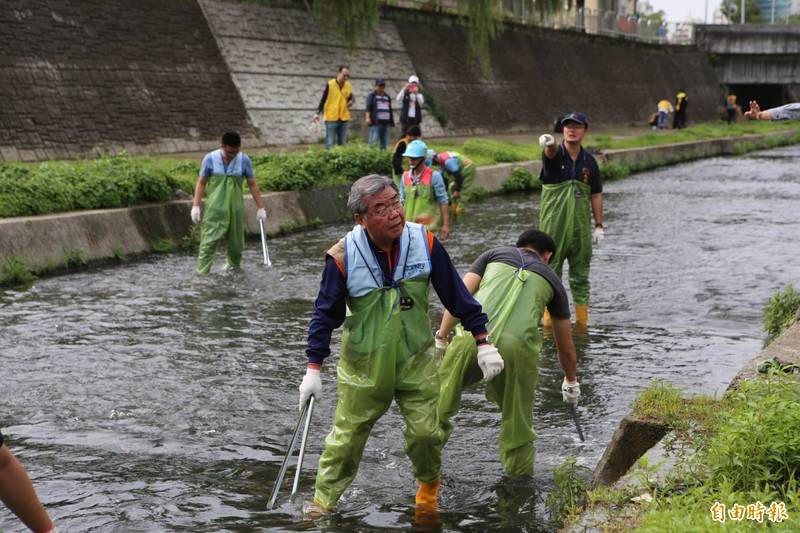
top-left (402, 139), bottom-right (428, 158)
top-left (561, 112), bottom-right (589, 127)
top-left (375, 78), bottom-right (386, 85)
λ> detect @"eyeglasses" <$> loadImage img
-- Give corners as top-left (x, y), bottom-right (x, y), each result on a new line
top-left (370, 198), bottom-right (403, 217)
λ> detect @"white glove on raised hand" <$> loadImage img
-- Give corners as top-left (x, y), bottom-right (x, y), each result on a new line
top-left (539, 134), bottom-right (555, 148)
top-left (476, 343), bottom-right (504, 381)
top-left (298, 367), bottom-right (322, 411)
top-left (562, 378), bottom-right (581, 405)
top-left (592, 226), bottom-right (604, 245)
top-left (256, 208), bottom-right (267, 222)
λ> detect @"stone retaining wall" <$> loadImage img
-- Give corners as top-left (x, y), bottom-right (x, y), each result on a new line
top-left (0, 0), bottom-right (253, 162)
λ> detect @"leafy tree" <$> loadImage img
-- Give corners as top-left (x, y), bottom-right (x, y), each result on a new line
top-left (311, 0), bottom-right (380, 48)
top-left (719, 0), bottom-right (763, 23)
top-left (457, 0), bottom-right (503, 72)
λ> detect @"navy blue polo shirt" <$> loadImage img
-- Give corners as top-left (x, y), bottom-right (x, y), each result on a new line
top-left (540, 143), bottom-right (603, 194)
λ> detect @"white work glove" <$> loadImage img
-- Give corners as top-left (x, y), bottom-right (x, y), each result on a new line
top-left (190, 205), bottom-right (201, 224)
top-left (256, 208), bottom-right (267, 222)
top-left (298, 367), bottom-right (322, 411)
top-left (562, 378), bottom-right (581, 405)
top-left (476, 343), bottom-right (504, 381)
top-left (539, 134), bottom-right (555, 148)
top-left (592, 226), bottom-right (604, 245)
top-left (435, 330), bottom-right (449, 351)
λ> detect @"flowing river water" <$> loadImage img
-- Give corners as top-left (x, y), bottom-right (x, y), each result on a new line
top-left (2, 146), bottom-right (800, 532)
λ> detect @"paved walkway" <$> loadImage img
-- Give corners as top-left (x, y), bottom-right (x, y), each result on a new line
top-left (163, 124), bottom-right (662, 161)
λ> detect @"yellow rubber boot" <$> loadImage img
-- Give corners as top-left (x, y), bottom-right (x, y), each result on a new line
top-left (542, 308), bottom-right (552, 327)
top-left (302, 497), bottom-right (332, 519)
top-left (415, 479), bottom-right (440, 508)
top-left (575, 304), bottom-right (589, 326)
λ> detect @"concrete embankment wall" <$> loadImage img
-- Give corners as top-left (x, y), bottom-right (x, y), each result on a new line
top-left (0, 0), bottom-right (254, 162)
top-left (2, 131), bottom-right (797, 277)
top-left (0, 0), bottom-right (725, 160)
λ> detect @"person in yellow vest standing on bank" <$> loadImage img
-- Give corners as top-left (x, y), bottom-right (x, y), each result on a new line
top-left (313, 65), bottom-right (353, 149)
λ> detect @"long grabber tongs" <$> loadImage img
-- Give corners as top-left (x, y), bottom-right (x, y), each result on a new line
top-left (259, 218), bottom-right (273, 267)
top-left (568, 402), bottom-right (585, 442)
top-left (267, 396), bottom-right (315, 509)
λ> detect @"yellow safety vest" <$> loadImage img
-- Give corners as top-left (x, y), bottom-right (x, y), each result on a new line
top-left (323, 78), bottom-right (352, 122)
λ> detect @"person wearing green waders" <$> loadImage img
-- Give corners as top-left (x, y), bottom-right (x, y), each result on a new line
top-left (190, 132), bottom-right (266, 275)
top-left (538, 112), bottom-right (604, 327)
top-left (399, 140), bottom-right (450, 240)
top-left (435, 229), bottom-right (580, 477)
top-left (426, 149), bottom-right (475, 207)
top-left (298, 174), bottom-right (501, 517)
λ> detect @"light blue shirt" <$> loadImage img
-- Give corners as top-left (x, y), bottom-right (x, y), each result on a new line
top-left (200, 151), bottom-right (255, 181)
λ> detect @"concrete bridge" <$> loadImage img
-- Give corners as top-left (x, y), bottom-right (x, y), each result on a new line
top-left (695, 24), bottom-right (800, 108)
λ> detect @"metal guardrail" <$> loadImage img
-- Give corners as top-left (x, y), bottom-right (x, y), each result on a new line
top-left (387, 0), bottom-right (696, 45)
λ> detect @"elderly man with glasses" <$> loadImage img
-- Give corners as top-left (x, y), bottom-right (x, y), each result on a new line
top-left (299, 174), bottom-right (502, 518)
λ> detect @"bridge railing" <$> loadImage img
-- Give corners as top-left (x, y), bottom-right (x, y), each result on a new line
top-left (388, 1), bottom-right (696, 45)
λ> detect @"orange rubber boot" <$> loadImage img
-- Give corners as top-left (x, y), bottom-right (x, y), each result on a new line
top-left (415, 479), bottom-right (441, 508)
top-left (575, 304), bottom-right (589, 325)
top-left (415, 479), bottom-right (442, 528)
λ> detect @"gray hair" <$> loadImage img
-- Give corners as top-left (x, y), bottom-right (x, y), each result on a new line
top-left (347, 175), bottom-right (398, 215)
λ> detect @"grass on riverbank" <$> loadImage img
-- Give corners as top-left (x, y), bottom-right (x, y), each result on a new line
top-left (1, 120), bottom-right (797, 218)
top-left (568, 376), bottom-right (800, 531)
top-left (763, 284), bottom-right (800, 346)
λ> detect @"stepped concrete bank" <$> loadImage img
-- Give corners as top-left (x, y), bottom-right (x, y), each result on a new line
top-left (567, 318), bottom-right (800, 532)
top-left (1, 130), bottom-right (799, 278)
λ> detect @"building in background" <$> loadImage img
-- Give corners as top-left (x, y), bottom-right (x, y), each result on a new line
top-left (756, 0), bottom-right (791, 20)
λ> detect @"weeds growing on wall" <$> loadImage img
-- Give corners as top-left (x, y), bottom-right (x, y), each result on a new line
top-left (0, 257), bottom-right (36, 287)
top-left (150, 238), bottom-right (176, 254)
top-left (279, 217), bottom-right (322, 234)
top-left (763, 284), bottom-right (800, 345)
top-left (501, 167), bottom-right (539, 192)
top-left (62, 248), bottom-right (88, 269)
top-left (421, 90), bottom-right (448, 128)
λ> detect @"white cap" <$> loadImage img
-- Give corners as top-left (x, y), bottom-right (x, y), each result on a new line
top-left (408, 75), bottom-right (419, 84)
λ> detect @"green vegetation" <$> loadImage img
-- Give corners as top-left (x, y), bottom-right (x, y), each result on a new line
top-left (253, 145), bottom-right (393, 191)
top-left (0, 256), bottom-right (36, 287)
top-left (501, 167), bottom-right (539, 192)
top-left (149, 238), bottom-right (176, 254)
top-left (2, 122), bottom-right (799, 220)
top-left (763, 284), bottom-right (800, 345)
top-left (181, 225), bottom-right (201, 252)
top-left (111, 247), bottom-right (129, 263)
top-left (547, 456), bottom-right (590, 524)
top-left (278, 217), bottom-right (322, 234)
top-left (571, 377), bottom-right (800, 531)
top-left (0, 154), bottom-right (179, 218)
top-left (62, 247), bottom-right (87, 269)
top-left (585, 121), bottom-right (797, 151)
top-left (421, 90), bottom-right (448, 128)
top-left (428, 138), bottom-right (532, 166)
top-left (457, 0), bottom-right (503, 72)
